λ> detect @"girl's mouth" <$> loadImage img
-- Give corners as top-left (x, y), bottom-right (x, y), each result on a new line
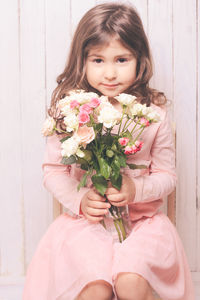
top-left (102, 83), bottom-right (119, 88)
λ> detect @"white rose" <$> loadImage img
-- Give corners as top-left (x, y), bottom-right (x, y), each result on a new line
top-left (42, 117), bottom-right (56, 136)
top-left (98, 104), bottom-right (122, 128)
top-left (64, 113), bottom-right (79, 132)
top-left (69, 90), bottom-right (99, 104)
top-left (58, 97), bottom-right (71, 109)
top-left (60, 104), bottom-right (71, 116)
top-left (114, 93), bottom-right (137, 106)
top-left (146, 111), bottom-right (160, 122)
top-left (76, 149), bottom-right (85, 158)
top-left (141, 105), bottom-right (149, 115)
top-left (129, 103), bottom-right (143, 117)
top-left (61, 136), bottom-right (80, 157)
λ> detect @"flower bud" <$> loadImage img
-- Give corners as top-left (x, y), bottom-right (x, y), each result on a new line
top-left (83, 150), bottom-right (93, 161)
top-left (106, 149), bottom-right (114, 158)
top-left (111, 144), bottom-right (117, 151)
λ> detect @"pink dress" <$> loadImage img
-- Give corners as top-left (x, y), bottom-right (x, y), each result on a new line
top-left (23, 105), bottom-right (194, 300)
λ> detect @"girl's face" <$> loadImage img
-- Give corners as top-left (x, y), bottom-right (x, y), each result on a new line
top-left (85, 37), bottom-right (137, 97)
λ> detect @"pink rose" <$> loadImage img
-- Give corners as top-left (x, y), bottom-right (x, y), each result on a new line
top-left (119, 137), bottom-right (129, 146)
top-left (70, 100), bottom-right (80, 109)
top-left (140, 117), bottom-right (150, 127)
top-left (134, 140), bottom-right (144, 152)
top-left (89, 98), bottom-right (101, 108)
top-left (124, 146), bottom-right (134, 155)
top-left (77, 126), bottom-right (95, 147)
top-left (78, 111), bottom-right (90, 124)
top-left (80, 104), bottom-right (92, 114)
top-left (131, 145), bottom-right (138, 153)
top-left (135, 140), bottom-right (143, 149)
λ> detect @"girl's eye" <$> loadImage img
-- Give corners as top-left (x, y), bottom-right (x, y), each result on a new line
top-left (117, 58), bottom-right (128, 63)
top-left (93, 58), bottom-right (103, 63)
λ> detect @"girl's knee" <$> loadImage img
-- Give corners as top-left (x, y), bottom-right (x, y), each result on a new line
top-left (115, 272), bottom-right (153, 300)
top-left (76, 280), bottom-right (113, 300)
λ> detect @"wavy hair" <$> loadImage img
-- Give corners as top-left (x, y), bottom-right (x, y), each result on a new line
top-left (49, 2), bottom-right (166, 121)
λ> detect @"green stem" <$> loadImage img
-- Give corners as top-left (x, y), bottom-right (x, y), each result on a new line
top-left (132, 126), bottom-right (145, 143)
top-left (118, 106), bottom-right (126, 135)
top-left (113, 220), bottom-right (122, 243)
top-left (118, 218), bottom-right (126, 240)
top-left (121, 119), bottom-right (133, 133)
top-left (101, 219), bottom-right (106, 229)
top-left (54, 127), bottom-right (67, 134)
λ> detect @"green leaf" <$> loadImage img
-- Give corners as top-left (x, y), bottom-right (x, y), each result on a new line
top-left (110, 173), bottom-right (122, 190)
top-left (91, 174), bottom-right (108, 196)
top-left (117, 155), bottom-right (127, 167)
top-left (111, 157), bottom-right (121, 174)
top-left (98, 157), bottom-right (111, 179)
top-left (80, 164), bottom-right (89, 171)
top-left (77, 172), bottom-right (88, 191)
top-left (127, 163), bottom-right (147, 169)
top-left (82, 150), bottom-right (93, 161)
top-left (60, 136), bottom-right (71, 143)
top-left (61, 155), bottom-right (76, 165)
top-left (93, 123), bottom-right (103, 132)
top-left (101, 135), bottom-right (114, 146)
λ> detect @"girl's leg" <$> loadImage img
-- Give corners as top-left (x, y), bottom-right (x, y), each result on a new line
top-left (75, 280), bottom-right (113, 300)
top-left (115, 272), bottom-right (155, 300)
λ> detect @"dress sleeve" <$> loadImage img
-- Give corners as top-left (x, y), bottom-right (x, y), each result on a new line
top-left (131, 110), bottom-right (176, 203)
top-left (42, 134), bottom-right (90, 215)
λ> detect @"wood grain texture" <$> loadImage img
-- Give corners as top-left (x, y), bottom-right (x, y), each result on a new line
top-left (148, 0), bottom-right (173, 101)
top-left (0, 0), bottom-right (24, 277)
top-left (19, 0), bottom-right (52, 270)
top-left (197, 0), bottom-right (200, 271)
top-left (173, 0), bottom-right (197, 270)
top-left (0, 0), bottom-right (200, 298)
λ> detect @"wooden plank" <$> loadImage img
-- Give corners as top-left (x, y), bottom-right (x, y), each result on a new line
top-left (191, 271), bottom-right (200, 299)
top-left (45, 0), bottom-right (71, 105)
top-left (71, 0), bottom-right (96, 36)
top-left (45, 0), bottom-right (71, 220)
top-left (0, 0), bottom-right (24, 277)
top-left (131, 0), bottom-right (148, 32)
top-left (148, 0), bottom-right (174, 219)
top-left (19, 0), bottom-right (52, 270)
top-left (148, 0), bottom-right (173, 101)
top-left (173, 0), bottom-right (197, 270)
top-left (197, 0), bottom-right (200, 272)
top-left (0, 277), bottom-right (24, 300)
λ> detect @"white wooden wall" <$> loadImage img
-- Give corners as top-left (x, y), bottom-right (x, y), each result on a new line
top-left (0, 0), bottom-right (199, 299)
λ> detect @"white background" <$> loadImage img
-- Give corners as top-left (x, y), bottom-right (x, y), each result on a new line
top-left (0, 0), bottom-right (199, 299)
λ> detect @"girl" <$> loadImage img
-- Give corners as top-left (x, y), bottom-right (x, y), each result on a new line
top-left (23, 3), bottom-right (194, 300)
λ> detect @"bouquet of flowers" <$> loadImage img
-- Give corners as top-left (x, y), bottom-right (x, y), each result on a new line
top-left (42, 90), bottom-right (160, 242)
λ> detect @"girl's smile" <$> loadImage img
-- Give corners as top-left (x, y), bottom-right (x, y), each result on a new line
top-left (85, 37), bottom-right (137, 97)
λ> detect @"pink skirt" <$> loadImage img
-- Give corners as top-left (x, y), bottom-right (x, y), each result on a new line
top-left (23, 212), bottom-right (194, 300)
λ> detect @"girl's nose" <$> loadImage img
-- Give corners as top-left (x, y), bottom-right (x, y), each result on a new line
top-left (104, 64), bottom-right (117, 80)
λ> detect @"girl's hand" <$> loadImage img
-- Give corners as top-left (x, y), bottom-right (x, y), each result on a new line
top-left (81, 188), bottom-right (111, 222)
top-left (106, 175), bottom-right (136, 207)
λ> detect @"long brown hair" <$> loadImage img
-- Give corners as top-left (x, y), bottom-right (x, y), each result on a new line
top-left (49, 2), bottom-right (166, 119)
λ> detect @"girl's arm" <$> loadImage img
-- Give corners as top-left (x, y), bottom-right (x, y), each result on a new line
top-left (130, 110), bottom-right (176, 203)
top-left (106, 109), bottom-right (176, 205)
top-left (42, 134), bottom-right (90, 215)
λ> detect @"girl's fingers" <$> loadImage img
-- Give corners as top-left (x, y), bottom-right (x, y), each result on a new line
top-left (106, 187), bottom-right (119, 194)
top-left (109, 200), bottom-right (127, 207)
top-left (88, 200), bottom-right (110, 209)
top-left (86, 206), bottom-right (109, 217)
top-left (106, 193), bottom-right (123, 202)
top-left (88, 191), bottom-right (106, 202)
top-left (85, 213), bottom-right (104, 223)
